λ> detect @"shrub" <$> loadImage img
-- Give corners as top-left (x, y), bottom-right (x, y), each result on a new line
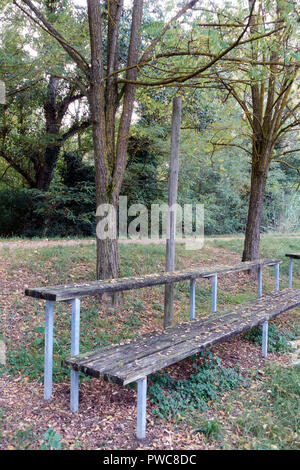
top-left (148, 351), bottom-right (247, 419)
top-left (244, 323), bottom-right (298, 353)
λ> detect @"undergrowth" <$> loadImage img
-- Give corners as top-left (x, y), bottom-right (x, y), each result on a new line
top-left (244, 323), bottom-right (299, 353)
top-left (148, 351), bottom-right (248, 420)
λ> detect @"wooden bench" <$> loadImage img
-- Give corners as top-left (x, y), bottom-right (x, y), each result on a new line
top-left (24, 258), bottom-right (282, 436)
top-left (62, 288), bottom-right (300, 438)
top-left (286, 253), bottom-right (300, 288)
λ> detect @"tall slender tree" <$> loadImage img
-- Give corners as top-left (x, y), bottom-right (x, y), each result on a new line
top-left (206, 0), bottom-right (299, 259)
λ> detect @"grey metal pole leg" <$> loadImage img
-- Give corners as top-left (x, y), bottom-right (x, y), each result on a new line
top-left (275, 263), bottom-right (280, 292)
top-left (136, 376), bottom-right (147, 439)
top-left (44, 300), bottom-right (55, 400)
top-left (211, 274), bottom-right (218, 313)
top-left (70, 298), bottom-right (80, 413)
top-left (190, 279), bottom-right (195, 320)
top-left (257, 265), bottom-right (262, 298)
top-left (289, 258), bottom-right (293, 288)
top-left (262, 321), bottom-right (268, 358)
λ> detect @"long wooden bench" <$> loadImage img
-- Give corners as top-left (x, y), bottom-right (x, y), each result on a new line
top-left (63, 288), bottom-right (300, 438)
top-left (24, 257), bottom-right (283, 438)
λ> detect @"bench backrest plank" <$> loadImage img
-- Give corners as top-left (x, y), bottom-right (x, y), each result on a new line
top-left (25, 259), bottom-right (281, 301)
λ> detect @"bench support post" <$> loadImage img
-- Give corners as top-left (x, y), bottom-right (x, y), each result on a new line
top-left (70, 298), bottom-right (80, 413)
top-left (288, 258), bottom-right (293, 288)
top-left (257, 265), bottom-right (262, 298)
top-left (211, 274), bottom-right (218, 313)
top-left (44, 300), bottom-right (55, 400)
top-left (136, 376), bottom-right (147, 439)
top-left (190, 279), bottom-right (196, 320)
top-left (262, 321), bottom-right (268, 358)
top-left (275, 263), bottom-right (280, 292)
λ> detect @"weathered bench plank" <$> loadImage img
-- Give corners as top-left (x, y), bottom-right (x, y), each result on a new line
top-left (63, 288), bottom-right (300, 385)
top-left (286, 253), bottom-right (300, 259)
top-left (25, 259), bottom-right (281, 301)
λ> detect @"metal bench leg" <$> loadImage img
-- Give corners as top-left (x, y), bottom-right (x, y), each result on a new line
top-left (275, 263), bottom-right (280, 292)
top-left (262, 321), bottom-right (268, 358)
top-left (136, 376), bottom-right (147, 439)
top-left (44, 300), bottom-right (55, 400)
top-left (211, 274), bottom-right (218, 313)
top-left (70, 298), bottom-right (80, 413)
top-left (257, 265), bottom-right (262, 298)
top-left (289, 258), bottom-right (293, 288)
top-left (190, 279), bottom-right (196, 320)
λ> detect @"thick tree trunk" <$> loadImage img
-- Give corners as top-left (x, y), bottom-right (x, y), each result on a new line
top-left (35, 144), bottom-right (61, 190)
top-left (242, 160), bottom-right (268, 261)
top-left (87, 0), bottom-right (143, 286)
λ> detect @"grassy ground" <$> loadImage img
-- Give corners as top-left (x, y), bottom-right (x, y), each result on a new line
top-left (0, 236), bottom-right (299, 450)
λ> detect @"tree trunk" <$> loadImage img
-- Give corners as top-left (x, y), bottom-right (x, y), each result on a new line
top-left (87, 0), bottom-right (143, 286)
top-left (242, 160), bottom-right (268, 261)
top-left (35, 144), bottom-right (61, 190)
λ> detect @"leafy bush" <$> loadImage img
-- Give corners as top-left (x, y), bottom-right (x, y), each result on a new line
top-left (244, 323), bottom-right (298, 353)
top-left (148, 351), bottom-right (247, 419)
top-left (0, 188), bottom-right (33, 236)
top-left (40, 429), bottom-right (64, 450)
top-left (0, 152), bottom-right (96, 237)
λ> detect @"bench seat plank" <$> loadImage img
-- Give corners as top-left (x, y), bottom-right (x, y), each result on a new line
top-left (286, 253), bottom-right (300, 259)
top-left (26, 259), bottom-right (281, 301)
top-left (63, 288), bottom-right (300, 385)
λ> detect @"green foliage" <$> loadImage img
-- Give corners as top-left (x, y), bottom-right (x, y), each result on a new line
top-left (0, 189), bottom-right (33, 236)
top-left (39, 429), bottom-right (63, 450)
top-left (122, 124), bottom-right (166, 208)
top-left (0, 152), bottom-right (96, 237)
top-left (148, 351), bottom-right (247, 419)
top-left (192, 418), bottom-right (222, 441)
top-left (244, 324), bottom-right (298, 353)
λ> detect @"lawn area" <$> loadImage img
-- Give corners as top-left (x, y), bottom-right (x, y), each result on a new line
top-left (0, 236), bottom-right (299, 450)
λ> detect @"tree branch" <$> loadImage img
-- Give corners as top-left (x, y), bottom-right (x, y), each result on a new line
top-left (14, 0), bottom-right (90, 77)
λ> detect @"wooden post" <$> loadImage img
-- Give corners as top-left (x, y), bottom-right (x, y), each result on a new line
top-left (164, 97), bottom-right (182, 329)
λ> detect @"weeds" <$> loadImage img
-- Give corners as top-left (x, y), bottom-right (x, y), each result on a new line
top-left (148, 351), bottom-right (247, 420)
top-left (244, 323), bottom-right (299, 353)
top-left (227, 364), bottom-right (300, 450)
top-left (192, 419), bottom-right (223, 441)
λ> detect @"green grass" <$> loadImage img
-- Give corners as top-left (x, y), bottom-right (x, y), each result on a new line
top-left (219, 364), bottom-right (300, 450)
top-left (213, 236), bottom-right (300, 285)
